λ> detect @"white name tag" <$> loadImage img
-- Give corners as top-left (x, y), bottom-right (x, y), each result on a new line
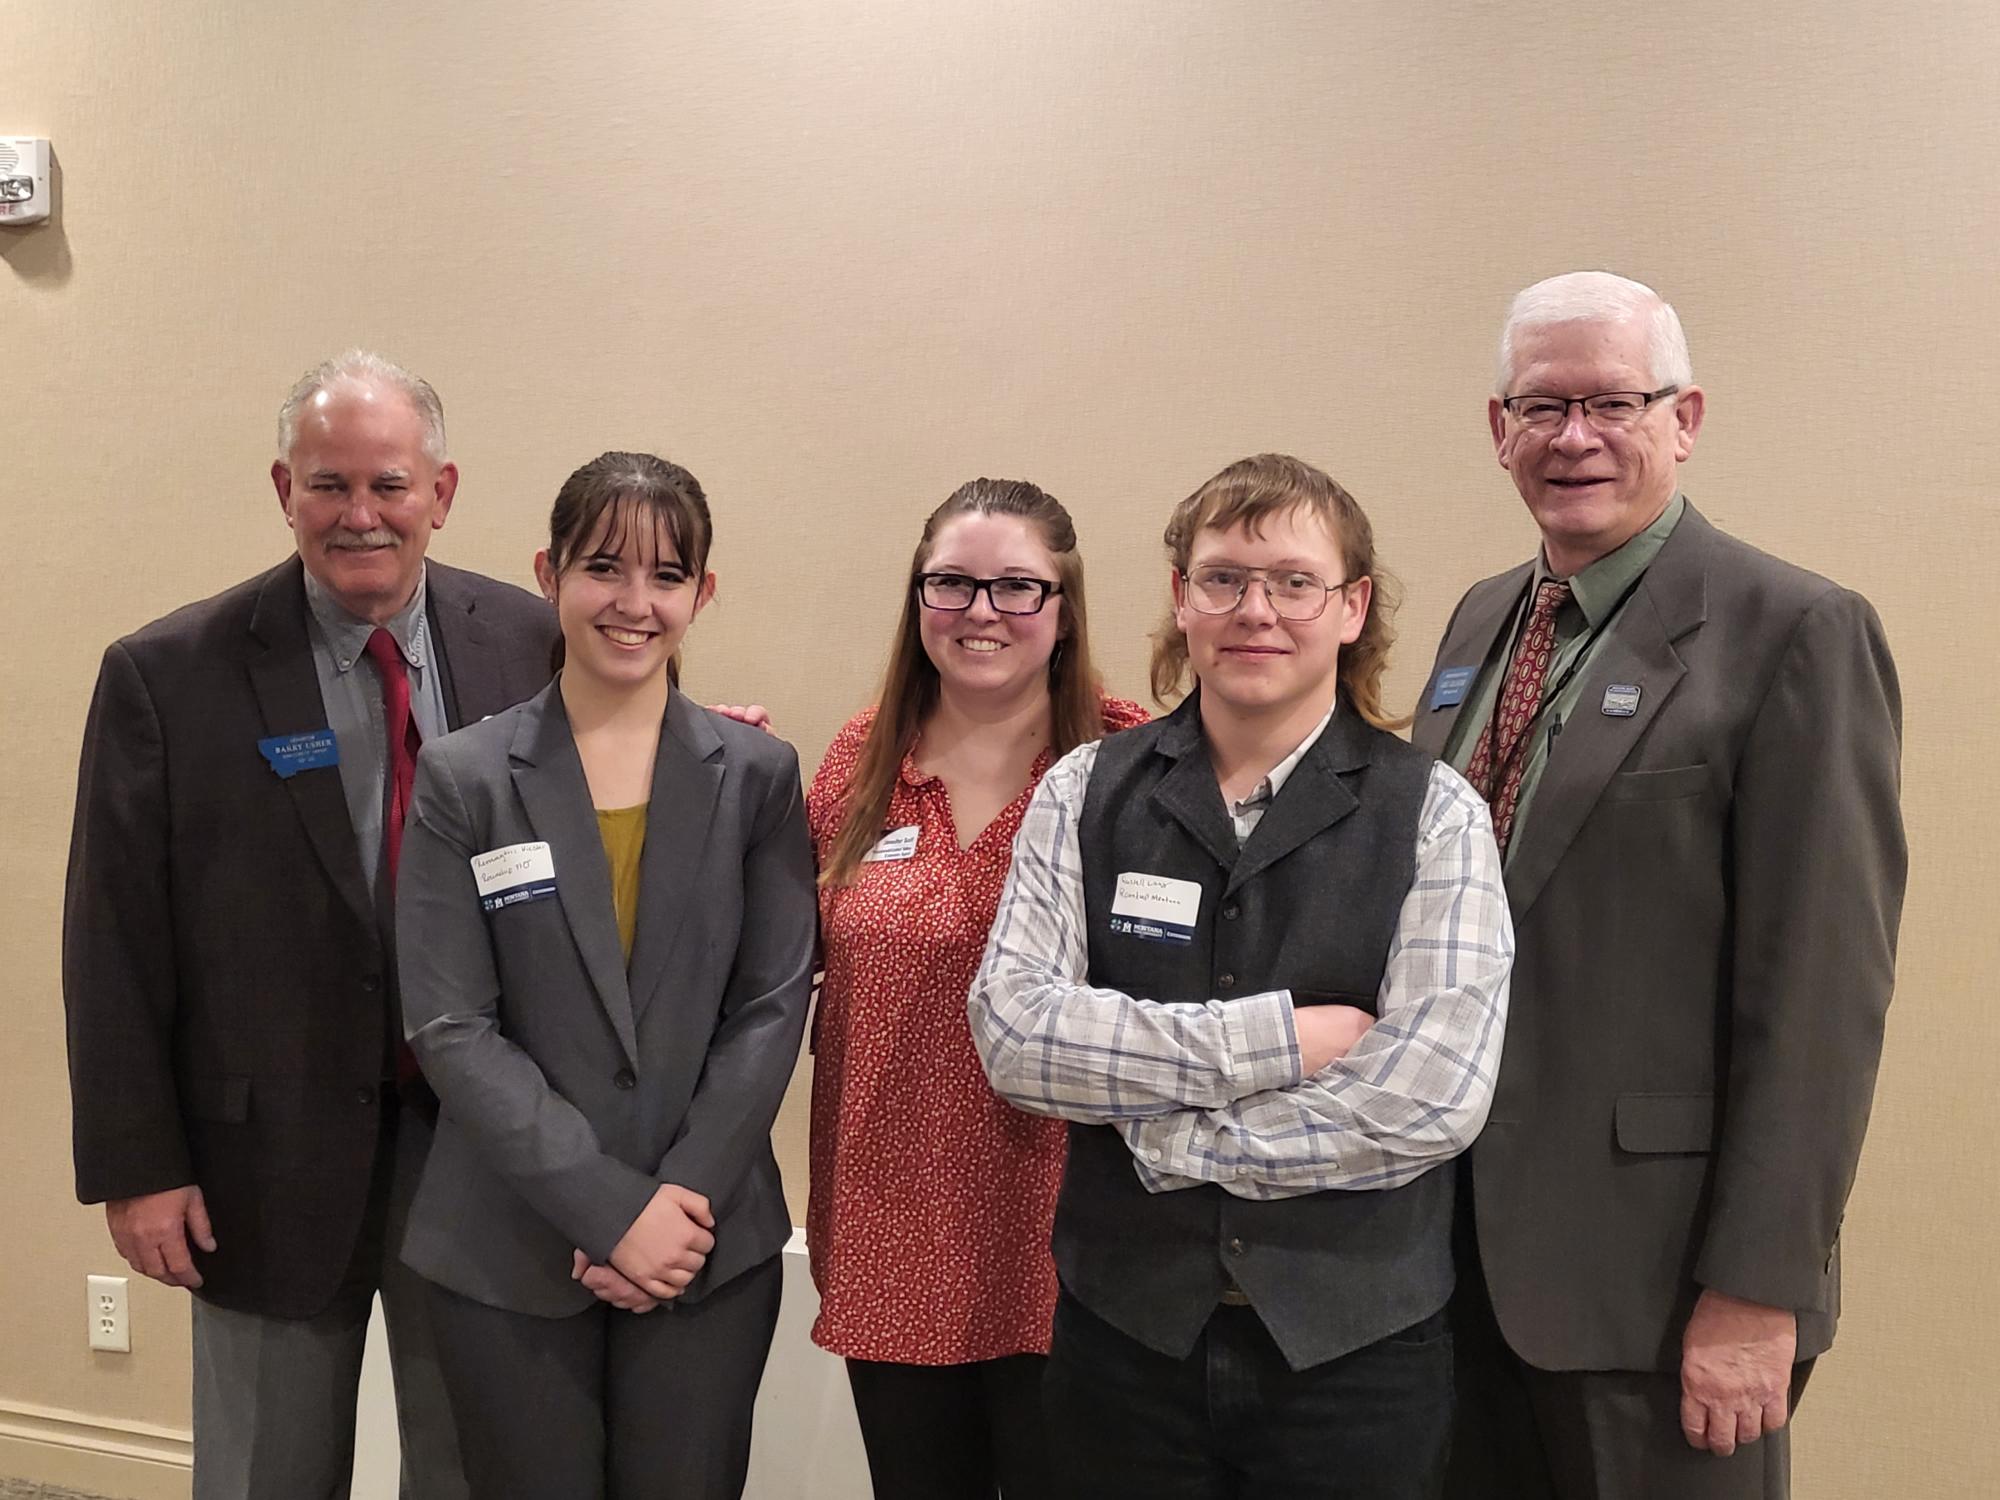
top-left (862, 825), bottom-right (921, 863)
top-left (1109, 871), bottom-right (1203, 944)
top-left (471, 841), bottom-right (557, 912)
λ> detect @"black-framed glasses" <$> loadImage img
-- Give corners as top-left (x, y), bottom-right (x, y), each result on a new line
top-left (1500, 386), bottom-right (1680, 428)
top-left (1180, 565), bottom-right (1351, 621)
top-left (916, 572), bottom-right (1062, 615)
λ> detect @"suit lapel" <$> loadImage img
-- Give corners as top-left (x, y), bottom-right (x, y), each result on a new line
top-left (1409, 563), bottom-right (1532, 760)
top-left (1147, 694), bottom-right (1240, 874)
top-left (428, 562), bottom-right (517, 729)
top-left (1227, 712), bottom-right (1367, 896)
top-left (627, 693), bottom-right (724, 1027)
top-left (508, 686), bottom-right (640, 1067)
top-left (1503, 508), bottom-right (1712, 921)
top-left (245, 561), bottom-right (376, 933)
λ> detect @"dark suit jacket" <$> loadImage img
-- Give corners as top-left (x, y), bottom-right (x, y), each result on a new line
top-left (1410, 503), bottom-right (1905, 1372)
top-left (395, 683), bottom-right (817, 1317)
top-left (63, 557), bottom-right (556, 1319)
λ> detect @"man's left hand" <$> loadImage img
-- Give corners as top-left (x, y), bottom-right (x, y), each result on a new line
top-left (1680, 1288), bottom-right (1796, 1456)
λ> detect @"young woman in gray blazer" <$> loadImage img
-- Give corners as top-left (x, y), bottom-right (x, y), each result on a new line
top-left (395, 452), bottom-right (817, 1500)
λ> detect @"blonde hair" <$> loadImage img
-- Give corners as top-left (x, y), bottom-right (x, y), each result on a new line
top-left (1149, 454), bottom-right (1409, 731)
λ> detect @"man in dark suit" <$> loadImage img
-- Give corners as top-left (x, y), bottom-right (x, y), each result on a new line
top-left (63, 352), bottom-right (556, 1498)
top-left (1415, 272), bottom-right (1906, 1499)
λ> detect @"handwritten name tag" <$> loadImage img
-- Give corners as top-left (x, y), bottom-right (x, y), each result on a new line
top-left (471, 842), bottom-right (557, 912)
top-left (1108, 871), bottom-right (1202, 945)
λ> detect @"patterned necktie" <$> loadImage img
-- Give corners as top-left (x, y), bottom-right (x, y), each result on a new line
top-left (1465, 579), bottom-right (1571, 855)
top-left (363, 628), bottom-right (428, 1101)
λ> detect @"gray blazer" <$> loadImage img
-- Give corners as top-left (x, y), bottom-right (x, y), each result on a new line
top-left (1411, 502), bottom-right (1906, 1373)
top-left (396, 681), bottom-right (816, 1317)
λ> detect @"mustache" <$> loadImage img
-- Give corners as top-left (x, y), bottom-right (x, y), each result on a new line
top-left (325, 528), bottom-right (398, 550)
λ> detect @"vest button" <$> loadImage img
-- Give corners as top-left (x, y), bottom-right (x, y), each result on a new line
top-left (355, 1085), bottom-right (376, 1106)
top-left (613, 1068), bottom-right (637, 1090)
top-left (1217, 973), bottom-right (1235, 990)
top-left (1226, 1237), bottom-right (1246, 1257)
top-left (1222, 905), bottom-right (1240, 921)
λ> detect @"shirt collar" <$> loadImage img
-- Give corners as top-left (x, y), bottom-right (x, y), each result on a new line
top-left (1535, 491), bottom-right (1686, 628)
top-left (303, 564), bottom-right (431, 674)
top-left (1229, 702), bottom-right (1336, 818)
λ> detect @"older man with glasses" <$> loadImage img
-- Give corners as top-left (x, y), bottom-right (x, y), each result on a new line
top-left (1411, 272), bottom-right (1907, 1499)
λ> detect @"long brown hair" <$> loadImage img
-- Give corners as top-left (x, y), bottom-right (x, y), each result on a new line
top-left (821, 479), bottom-right (1102, 887)
top-left (1149, 453), bottom-right (1410, 731)
top-left (544, 451), bottom-right (713, 684)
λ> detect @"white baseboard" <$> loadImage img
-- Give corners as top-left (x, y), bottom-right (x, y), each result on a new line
top-left (0, 1398), bottom-right (190, 1500)
top-left (3, 1232), bottom-right (863, 1500)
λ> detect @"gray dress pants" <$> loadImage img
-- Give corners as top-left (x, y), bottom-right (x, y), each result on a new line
top-left (191, 1104), bottom-right (466, 1500)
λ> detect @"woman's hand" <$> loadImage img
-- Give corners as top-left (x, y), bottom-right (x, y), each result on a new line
top-left (606, 1183), bottom-right (717, 1300)
top-left (707, 703), bottom-right (774, 733)
top-left (571, 1249), bottom-right (661, 1313)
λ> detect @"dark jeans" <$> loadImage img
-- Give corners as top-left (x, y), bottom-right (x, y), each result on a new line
top-left (845, 1353), bottom-right (1053, 1499)
top-left (1043, 1288), bottom-right (1454, 1500)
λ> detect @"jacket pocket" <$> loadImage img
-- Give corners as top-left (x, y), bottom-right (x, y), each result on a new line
top-left (1614, 1092), bottom-right (1716, 1154)
top-left (1599, 764), bottom-right (1711, 802)
top-left (182, 1075), bottom-right (251, 1123)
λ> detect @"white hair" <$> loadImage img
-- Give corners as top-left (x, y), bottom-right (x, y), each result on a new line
top-left (1496, 271), bottom-right (1694, 393)
top-left (276, 350), bottom-right (447, 463)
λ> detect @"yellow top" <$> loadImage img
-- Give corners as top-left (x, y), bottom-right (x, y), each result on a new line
top-left (594, 803), bottom-right (648, 962)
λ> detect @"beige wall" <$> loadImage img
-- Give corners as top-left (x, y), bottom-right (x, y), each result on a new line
top-left (4, 1), bottom-right (1995, 1492)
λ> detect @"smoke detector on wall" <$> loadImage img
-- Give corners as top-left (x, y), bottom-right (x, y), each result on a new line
top-left (0, 138), bottom-right (51, 225)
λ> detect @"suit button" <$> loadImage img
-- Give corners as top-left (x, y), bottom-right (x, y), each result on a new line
top-left (1222, 905), bottom-right (1240, 921)
top-left (613, 1068), bottom-right (636, 1091)
top-left (1217, 973), bottom-right (1235, 990)
top-left (1226, 1237), bottom-right (1245, 1257)
top-left (361, 975), bottom-right (381, 993)
top-left (355, 1085), bottom-right (376, 1106)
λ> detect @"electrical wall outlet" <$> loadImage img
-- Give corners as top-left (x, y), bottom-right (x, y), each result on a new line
top-left (87, 1274), bottom-right (130, 1353)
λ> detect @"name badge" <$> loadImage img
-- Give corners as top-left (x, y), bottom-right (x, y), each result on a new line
top-left (472, 842), bottom-right (557, 912)
top-left (1429, 666), bottom-right (1476, 710)
top-left (258, 729), bottom-right (339, 779)
top-left (1600, 683), bottom-right (1642, 717)
top-left (1109, 872), bottom-right (1202, 945)
top-left (862, 825), bottom-right (920, 863)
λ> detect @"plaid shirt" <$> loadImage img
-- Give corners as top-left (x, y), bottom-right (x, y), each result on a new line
top-left (968, 735), bottom-right (1513, 1199)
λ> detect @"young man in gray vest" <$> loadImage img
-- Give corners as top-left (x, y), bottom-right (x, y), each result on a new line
top-left (970, 454), bottom-right (1513, 1499)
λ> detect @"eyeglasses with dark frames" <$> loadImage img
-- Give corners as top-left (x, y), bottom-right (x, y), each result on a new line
top-left (916, 572), bottom-right (1063, 616)
top-left (1179, 565), bottom-right (1352, 621)
top-left (1499, 386), bottom-right (1680, 428)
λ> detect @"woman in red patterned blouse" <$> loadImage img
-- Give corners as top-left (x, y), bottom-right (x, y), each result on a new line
top-left (807, 478), bottom-right (1145, 1499)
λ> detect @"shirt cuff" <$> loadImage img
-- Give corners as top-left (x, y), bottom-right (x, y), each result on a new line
top-left (1225, 988), bottom-right (1304, 1094)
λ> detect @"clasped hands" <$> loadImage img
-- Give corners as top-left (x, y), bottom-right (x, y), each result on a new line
top-left (571, 1183), bottom-right (714, 1315)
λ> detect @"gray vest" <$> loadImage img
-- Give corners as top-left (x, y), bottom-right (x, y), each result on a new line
top-left (1059, 692), bottom-right (1453, 1371)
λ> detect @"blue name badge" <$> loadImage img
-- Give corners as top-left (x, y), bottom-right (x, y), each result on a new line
top-left (1109, 872), bottom-right (1201, 945)
top-left (1429, 666), bottom-right (1475, 710)
top-left (258, 729), bottom-right (340, 779)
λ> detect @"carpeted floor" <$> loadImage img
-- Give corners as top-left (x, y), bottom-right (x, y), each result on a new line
top-left (0, 1482), bottom-right (121, 1499)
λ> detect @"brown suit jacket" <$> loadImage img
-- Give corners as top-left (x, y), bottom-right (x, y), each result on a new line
top-left (1410, 503), bottom-right (1905, 1372)
top-left (63, 557), bottom-right (556, 1319)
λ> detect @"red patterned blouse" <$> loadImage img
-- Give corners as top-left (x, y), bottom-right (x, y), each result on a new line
top-left (805, 696), bottom-right (1149, 1365)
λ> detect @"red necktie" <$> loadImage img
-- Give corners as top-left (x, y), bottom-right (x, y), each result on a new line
top-left (363, 629), bottom-right (426, 1095)
top-left (1465, 579), bottom-right (1571, 855)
